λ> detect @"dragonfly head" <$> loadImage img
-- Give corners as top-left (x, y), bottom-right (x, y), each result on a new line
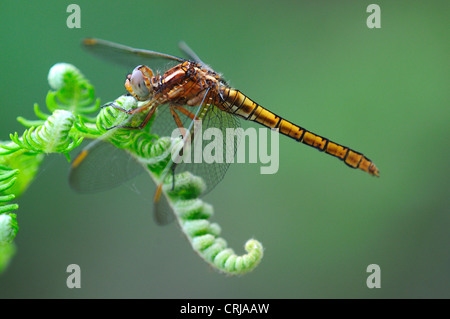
top-left (125, 65), bottom-right (154, 101)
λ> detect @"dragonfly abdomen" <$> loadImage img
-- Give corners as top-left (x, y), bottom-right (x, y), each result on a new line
top-left (219, 87), bottom-right (379, 177)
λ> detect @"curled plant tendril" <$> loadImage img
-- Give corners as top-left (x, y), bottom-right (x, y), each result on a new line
top-left (138, 139), bottom-right (264, 275)
top-left (0, 62), bottom-right (102, 272)
top-left (8, 110), bottom-right (82, 160)
top-left (0, 62), bottom-right (264, 275)
top-left (46, 63), bottom-right (100, 118)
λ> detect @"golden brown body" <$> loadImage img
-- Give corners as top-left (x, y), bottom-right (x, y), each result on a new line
top-left (122, 60), bottom-right (379, 177)
top-left (216, 87), bottom-right (379, 176)
top-left (72, 38), bottom-right (380, 223)
top-left (85, 35), bottom-right (380, 178)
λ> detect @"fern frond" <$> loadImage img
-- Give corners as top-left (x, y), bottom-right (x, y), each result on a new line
top-left (0, 62), bottom-right (105, 274)
top-left (0, 167), bottom-right (19, 216)
top-left (46, 63), bottom-right (100, 118)
top-left (133, 138), bottom-right (264, 275)
top-left (167, 173), bottom-right (263, 275)
top-left (0, 165), bottom-right (19, 274)
top-left (7, 110), bottom-right (82, 161)
top-left (0, 166), bottom-right (19, 272)
top-left (0, 214), bottom-right (18, 245)
top-left (0, 62), bottom-right (264, 276)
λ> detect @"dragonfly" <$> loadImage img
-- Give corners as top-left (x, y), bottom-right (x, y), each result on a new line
top-left (70, 38), bottom-right (379, 222)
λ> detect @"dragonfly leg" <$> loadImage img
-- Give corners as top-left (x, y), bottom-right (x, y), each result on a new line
top-left (104, 103), bottom-right (135, 114)
top-left (101, 102), bottom-right (115, 109)
top-left (172, 106), bottom-right (196, 120)
top-left (105, 99), bottom-right (155, 115)
top-left (169, 106), bottom-right (188, 138)
top-left (133, 105), bottom-right (158, 129)
top-left (105, 104), bottom-right (157, 130)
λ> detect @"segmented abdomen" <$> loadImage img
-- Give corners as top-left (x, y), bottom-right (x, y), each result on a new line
top-left (218, 87), bottom-right (379, 177)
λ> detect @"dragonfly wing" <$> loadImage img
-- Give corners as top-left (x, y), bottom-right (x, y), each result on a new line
top-left (153, 187), bottom-right (175, 225)
top-left (178, 41), bottom-right (214, 72)
top-left (70, 140), bottom-right (176, 225)
top-left (69, 139), bottom-right (145, 193)
top-left (150, 100), bottom-right (240, 195)
top-left (149, 104), bottom-right (179, 138)
top-left (82, 38), bottom-right (185, 72)
top-left (184, 103), bottom-right (240, 194)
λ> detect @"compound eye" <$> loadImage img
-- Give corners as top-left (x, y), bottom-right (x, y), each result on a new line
top-left (130, 68), bottom-right (150, 100)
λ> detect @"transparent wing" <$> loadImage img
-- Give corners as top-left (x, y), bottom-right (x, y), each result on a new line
top-left (183, 103), bottom-right (240, 194)
top-left (153, 190), bottom-right (175, 225)
top-left (82, 38), bottom-right (185, 73)
top-left (150, 98), bottom-right (240, 195)
top-left (178, 41), bottom-right (213, 72)
top-left (69, 137), bottom-right (177, 225)
top-left (69, 139), bottom-right (145, 193)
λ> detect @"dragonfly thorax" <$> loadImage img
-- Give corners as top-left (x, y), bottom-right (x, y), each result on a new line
top-left (150, 61), bottom-right (220, 107)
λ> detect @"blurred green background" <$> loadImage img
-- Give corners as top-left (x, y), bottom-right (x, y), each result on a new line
top-left (0, 0), bottom-right (448, 298)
